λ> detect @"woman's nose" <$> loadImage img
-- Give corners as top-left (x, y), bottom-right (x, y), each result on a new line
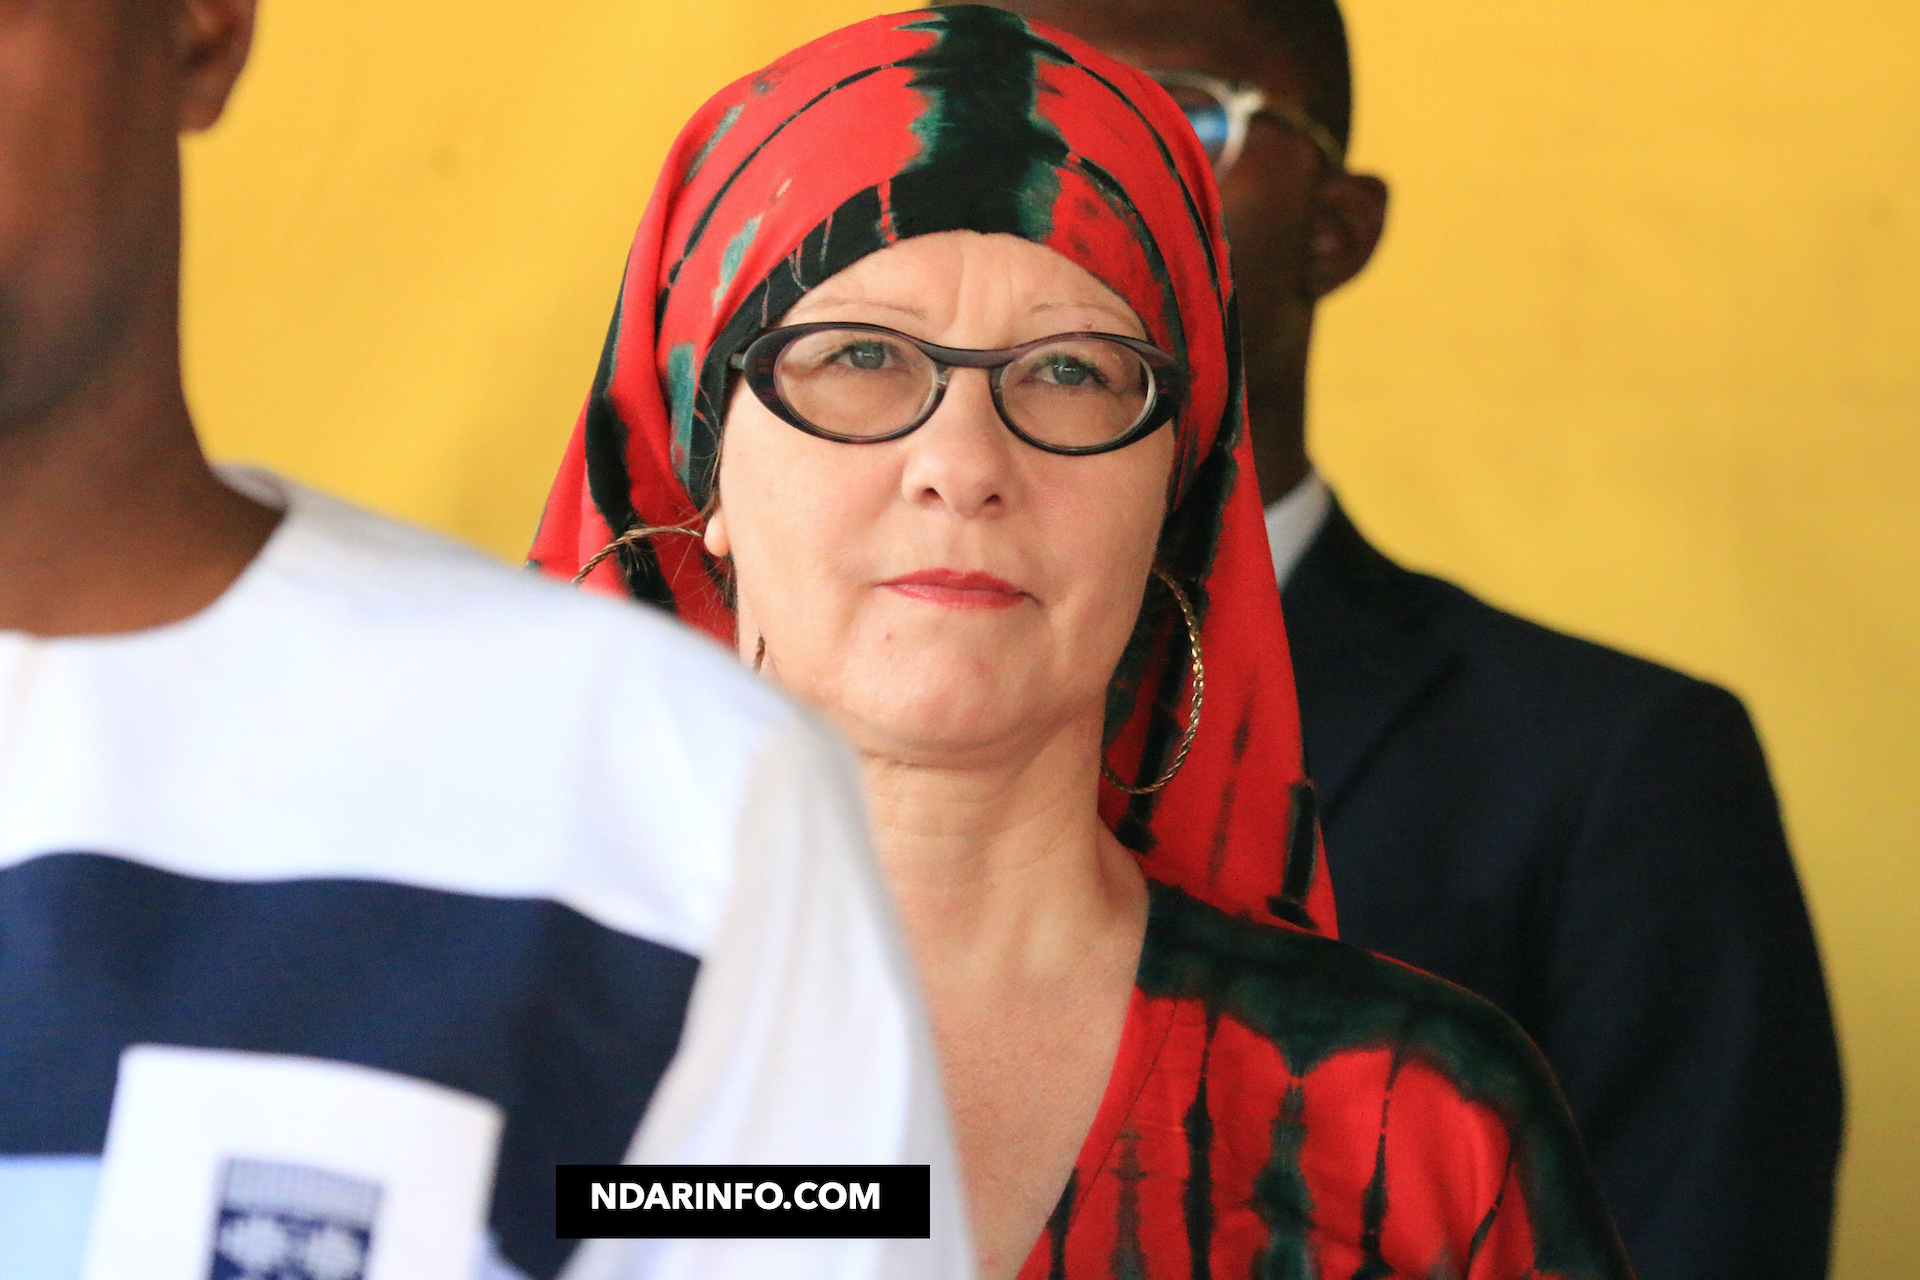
top-left (897, 368), bottom-right (1016, 517)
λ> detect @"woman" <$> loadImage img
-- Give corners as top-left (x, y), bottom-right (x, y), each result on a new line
top-left (533, 8), bottom-right (1633, 1278)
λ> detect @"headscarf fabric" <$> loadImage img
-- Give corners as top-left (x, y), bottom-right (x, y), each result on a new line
top-left (530, 4), bottom-right (1336, 937)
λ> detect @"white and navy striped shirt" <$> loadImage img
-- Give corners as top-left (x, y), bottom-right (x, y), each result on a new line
top-left (0, 471), bottom-right (969, 1280)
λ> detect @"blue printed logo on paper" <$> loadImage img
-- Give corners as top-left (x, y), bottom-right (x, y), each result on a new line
top-left (209, 1158), bottom-right (381, 1280)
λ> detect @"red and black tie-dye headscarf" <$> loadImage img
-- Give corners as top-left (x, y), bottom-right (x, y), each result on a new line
top-left (530, 4), bottom-right (1338, 939)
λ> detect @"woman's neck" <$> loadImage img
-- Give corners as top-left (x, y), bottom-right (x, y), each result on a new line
top-left (858, 718), bottom-right (1146, 989)
top-left (850, 714), bottom-right (1149, 1280)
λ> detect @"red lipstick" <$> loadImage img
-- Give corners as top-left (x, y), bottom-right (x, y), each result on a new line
top-left (879, 568), bottom-right (1028, 610)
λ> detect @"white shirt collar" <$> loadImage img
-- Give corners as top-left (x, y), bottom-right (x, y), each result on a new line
top-left (1264, 471), bottom-right (1332, 588)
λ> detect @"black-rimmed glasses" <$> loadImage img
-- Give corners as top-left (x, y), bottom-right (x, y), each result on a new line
top-left (1148, 68), bottom-right (1346, 177)
top-left (728, 323), bottom-right (1185, 456)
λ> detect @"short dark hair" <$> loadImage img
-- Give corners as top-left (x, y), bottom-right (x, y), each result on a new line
top-left (1244, 0), bottom-right (1353, 152)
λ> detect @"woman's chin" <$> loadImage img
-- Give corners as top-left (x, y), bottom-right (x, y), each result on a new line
top-left (824, 676), bottom-right (1071, 770)
top-left (767, 626), bottom-right (1103, 769)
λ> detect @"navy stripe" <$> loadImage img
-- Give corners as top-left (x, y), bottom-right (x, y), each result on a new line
top-left (0, 852), bottom-right (699, 1280)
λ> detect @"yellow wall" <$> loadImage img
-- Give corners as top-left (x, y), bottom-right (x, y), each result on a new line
top-left (1315, 6), bottom-right (1920, 1274)
top-left (183, 1), bottom-right (1919, 1271)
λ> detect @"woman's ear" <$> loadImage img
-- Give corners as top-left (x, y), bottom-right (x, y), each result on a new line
top-left (703, 507), bottom-right (731, 558)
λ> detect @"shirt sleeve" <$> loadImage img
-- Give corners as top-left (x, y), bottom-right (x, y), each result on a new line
top-left (1455, 1091), bottom-right (1633, 1280)
top-left (1364, 1029), bottom-right (1633, 1280)
top-left (559, 707), bottom-right (974, 1280)
top-left (1464, 1135), bottom-right (1627, 1280)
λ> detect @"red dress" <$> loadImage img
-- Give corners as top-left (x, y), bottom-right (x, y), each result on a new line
top-left (1020, 883), bottom-right (1629, 1279)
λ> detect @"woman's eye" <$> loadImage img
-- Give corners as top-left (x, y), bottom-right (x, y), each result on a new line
top-left (836, 341), bottom-right (892, 371)
top-left (1040, 356), bottom-right (1105, 388)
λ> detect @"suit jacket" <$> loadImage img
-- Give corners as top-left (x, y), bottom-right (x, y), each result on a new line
top-left (1281, 497), bottom-right (1843, 1280)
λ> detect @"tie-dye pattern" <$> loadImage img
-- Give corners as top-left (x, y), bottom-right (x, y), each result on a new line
top-left (529, 8), bottom-right (1633, 1278)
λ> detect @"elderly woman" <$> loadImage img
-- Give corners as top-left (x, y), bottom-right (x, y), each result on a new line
top-left (533, 8), bottom-right (1633, 1278)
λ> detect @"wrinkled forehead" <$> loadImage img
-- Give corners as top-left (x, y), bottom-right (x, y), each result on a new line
top-left (654, 7), bottom-right (1217, 366)
top-left (780, 230), bottom-right (1149, 342)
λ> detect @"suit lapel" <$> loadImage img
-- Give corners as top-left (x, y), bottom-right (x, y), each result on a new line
top-left (1279, 499), bottom-right (1458, 812)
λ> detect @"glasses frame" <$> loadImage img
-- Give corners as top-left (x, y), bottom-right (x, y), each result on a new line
top-left (1147, 68), bottom-right (1346, 177)
top-left (727, 322), bottom-right (1186, 457)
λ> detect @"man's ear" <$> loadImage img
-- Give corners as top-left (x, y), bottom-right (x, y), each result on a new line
top-left (1304, 172), bottom-right (1389, 300)
top-left (174, 0), bottom-right (257, 134)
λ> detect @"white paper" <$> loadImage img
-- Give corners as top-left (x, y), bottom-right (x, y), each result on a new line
top-left (82, 1044), bottom-right (503, 1280)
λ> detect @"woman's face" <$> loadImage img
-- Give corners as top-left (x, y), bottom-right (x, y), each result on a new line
top-left (707, 230), bottom-right (1177, 767)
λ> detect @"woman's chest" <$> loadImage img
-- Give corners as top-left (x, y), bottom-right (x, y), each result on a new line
top-left (938, 987), bottom-right (1135, 1279)
top-left (1019, 996), bottom-right (1498, 1280)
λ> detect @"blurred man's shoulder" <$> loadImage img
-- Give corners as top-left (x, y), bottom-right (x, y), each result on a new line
top-left (1419, 566), bottom-right (1719, 697)
top-left (227, 468), bottom-right (785, 727)
top-left (1290, 499), bottom-right (1746, 736)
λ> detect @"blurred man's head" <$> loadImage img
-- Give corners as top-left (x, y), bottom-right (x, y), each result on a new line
top-left (0, 0), bottom-right (270, 640)
top-left (0, 0), bottom-right (255, 438)
top-left (980, 0), bottom-right (1387, 502)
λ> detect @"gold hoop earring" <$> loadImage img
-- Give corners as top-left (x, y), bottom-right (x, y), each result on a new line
top-left (572, 522), bottom-right (705, 587)
top-left (1103, 566), bottom-right (1205, 796)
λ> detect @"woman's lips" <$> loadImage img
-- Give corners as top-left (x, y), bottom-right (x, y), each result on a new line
top-left (879, 568), bottom-right (1028, 610)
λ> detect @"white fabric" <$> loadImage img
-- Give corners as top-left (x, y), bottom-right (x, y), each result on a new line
top-left (0, 469), bottom-right (971, 1280)
top-left (84, 1048), bottom-right (503, 1280)
top-left (1263, 470), bottom-right (1332, 589)
top-left (567, 710), bottom-right (971, 1280)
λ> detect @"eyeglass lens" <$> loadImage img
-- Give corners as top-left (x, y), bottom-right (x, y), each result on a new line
top-left (774, 328), bottom-right (1158, 450)
top-left (1155, 81), bottom-right (1234, 165)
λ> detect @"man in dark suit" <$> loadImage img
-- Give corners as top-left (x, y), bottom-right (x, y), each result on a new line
top-left (984, 2), bottom-right (1844, 1276)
